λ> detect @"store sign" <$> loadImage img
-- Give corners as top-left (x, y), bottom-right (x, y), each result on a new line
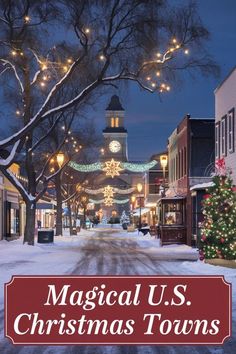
top-left (5, 276), bottom-right (231, 345)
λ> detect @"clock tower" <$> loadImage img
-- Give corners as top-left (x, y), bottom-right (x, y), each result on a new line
top-left (102, 95), bottom-right (128, 162)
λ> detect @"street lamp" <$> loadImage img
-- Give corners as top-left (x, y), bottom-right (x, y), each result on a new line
top-left (56, 152), bottom-right (65, 168)
top-left (136, 183), bottom-right (143, 229)
top-left (160, 155), bottom-right (168, 196)
top-left (81, 195), bottom-right (88, 228)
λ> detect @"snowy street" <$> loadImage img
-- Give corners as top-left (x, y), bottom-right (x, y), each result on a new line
top-left (0, 228), bottom-right (235, 353)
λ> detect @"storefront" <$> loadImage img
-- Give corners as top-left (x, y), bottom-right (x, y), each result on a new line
top-left (157, 197), bottom-right (186, 245)
top-left (36, 202), bottom-right (56, 228)
top-left (5, 191), bottom-right (20, 239)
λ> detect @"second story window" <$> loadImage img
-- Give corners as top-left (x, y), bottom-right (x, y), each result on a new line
top-left (221, 115), bottom-right (227, 157)
top-left (228, 108), bottom-right (235, 153)
top-left (215, 122), bottom-right (220, 159)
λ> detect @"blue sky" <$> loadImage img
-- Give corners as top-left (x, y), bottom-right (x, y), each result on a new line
top-left (93, 0), bottom-right (236, 161)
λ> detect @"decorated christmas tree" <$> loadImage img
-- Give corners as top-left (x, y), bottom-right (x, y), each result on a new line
top-left (120, 211), bottom-right (130, 225)
top-left (199, 159), bottom-right (236, 260)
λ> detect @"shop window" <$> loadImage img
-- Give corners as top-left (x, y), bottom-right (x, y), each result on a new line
top-left (228, 108), bottom-right (235, 153)
top-left (215, 122), bottom-right (220, 159)
top-left (6, 202), bottom-right (19, 237)
top-left (221, 116), bottom-right (227, 157)
top-left (184, 147), bottom-right (187, 175)
top-left (163, 202), bottom-right (183, 225)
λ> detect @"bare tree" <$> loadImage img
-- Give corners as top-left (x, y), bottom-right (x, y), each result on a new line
top-left (0, 0), bottom-right (218, 244)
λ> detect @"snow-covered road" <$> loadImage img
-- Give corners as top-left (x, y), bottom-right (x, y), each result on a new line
top-left (0, 229), bottom-right (235, 353)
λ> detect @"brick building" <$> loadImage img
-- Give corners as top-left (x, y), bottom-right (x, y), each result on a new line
top-left (162, 115), bottom-right (215, 245)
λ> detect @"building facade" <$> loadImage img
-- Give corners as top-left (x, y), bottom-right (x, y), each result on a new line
top-left (215, 66), bottom-right (236, 184)
top-left (165, 115), bottom-right (215, 245)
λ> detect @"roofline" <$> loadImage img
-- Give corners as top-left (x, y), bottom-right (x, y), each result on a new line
top-left (214, 65), bottom-right (236, 93)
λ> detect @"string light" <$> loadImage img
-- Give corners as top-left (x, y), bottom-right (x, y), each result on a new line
top-left (99, 54), bottom-right (105, 61)
top-left (151, 82), bottom-right (156, 88)
top-left (41, 63), bottom-right (48, 71)
top-left (24, 15), bottom-right (30, 23)
top-left (11, 50), bottom-right (17, 56)
top-left (40, 82), bottom-right (46, 87)
top-left (63, 65), bottom-right (68, 72)
top-left (156, 71), bottom-right (161, 77)
top-left (146, 76), bottom-right (151, 81)
top-left (172, 38), bottom-right (177, 43)
top-left (67, 58), bottom-right (73, 64)
top-left (16, 110), bottom-right (21, 116)
top-left (85, 28), bottom-right (90, 34)
top-left (184, 49), bottom-right (189, 55)
top-left (156, 53), bottom-right (161, 57)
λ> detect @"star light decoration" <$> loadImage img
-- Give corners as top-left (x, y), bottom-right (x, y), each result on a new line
top-left (103, 159), bottom-right (123, 178)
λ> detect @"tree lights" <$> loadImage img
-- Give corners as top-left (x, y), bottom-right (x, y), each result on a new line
top-left (199, 159), bottom-right (236, 260)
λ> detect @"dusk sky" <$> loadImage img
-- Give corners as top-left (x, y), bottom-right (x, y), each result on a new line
top-left (92, 0), bottom-right (236, 161)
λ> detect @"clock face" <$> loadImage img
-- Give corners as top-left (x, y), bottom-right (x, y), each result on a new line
top-left (109, 140), bottom-right (121, 153)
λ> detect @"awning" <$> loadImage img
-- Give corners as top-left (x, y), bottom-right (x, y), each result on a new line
top-left (190, 182), bottom-right (214, 191)
top-left (36, 203), bottom-right (56, 210)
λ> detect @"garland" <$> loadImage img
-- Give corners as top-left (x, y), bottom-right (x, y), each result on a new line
top-left (84, 186), bottom-right (135, 195)
top-left (122, 160), bottom-right (157, 172)
top-left (69, 160), bottom-right (157, 173)
top-left (89, 198), bottom-right (130, 204)
top-left (68, 161), bottom-right (102, 172)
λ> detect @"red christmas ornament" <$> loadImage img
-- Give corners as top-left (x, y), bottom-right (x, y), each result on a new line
top-left (201, 235), bottom-right (206, 241)
top-left (203, 194), bottom-right (211, 199)
top-left (220, 238), bottom-right (225, 243)
top-left (215, 158), bottom-right (226, 170)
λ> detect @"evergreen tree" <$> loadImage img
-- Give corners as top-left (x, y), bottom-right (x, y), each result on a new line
top-left (199, 159), bottom-right (236, 260)
top-left (120, 211), bottom-right (130, 225)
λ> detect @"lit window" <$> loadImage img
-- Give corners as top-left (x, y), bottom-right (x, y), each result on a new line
top-left (221, 116), bottom-right (227, 157)
top-left (115, 117), bottom-right (119, 127)
top-left (215, 122), bottom-right (220, 159)
top-left (111, 117), bottom-right (115, 127)
top-left (228, 108), bottom-right (235, 153)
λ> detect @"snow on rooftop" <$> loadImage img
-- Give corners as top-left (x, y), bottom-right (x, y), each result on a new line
top-left (190, 181), bottom-right (215, 190)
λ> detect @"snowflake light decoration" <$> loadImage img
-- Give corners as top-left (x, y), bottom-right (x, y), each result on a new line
top-left (103, 159), bottom-right (123, 178)
top-left (104, 197), bottom-right (114, 206)
top-left (103, 185), bottom-right (114, 198)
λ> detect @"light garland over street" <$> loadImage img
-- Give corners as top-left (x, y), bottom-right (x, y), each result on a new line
top-left (68, 159), bottom-right (158, 175)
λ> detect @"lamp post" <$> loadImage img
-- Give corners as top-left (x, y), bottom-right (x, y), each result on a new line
top-left (160, 155), bottom-right (168, 197)
top-left (81, 195), bottom-right (88, 228)
top-left (131, 195), bottom-right (136, 225)
top-left (137, 183), bottom-right (143, 229)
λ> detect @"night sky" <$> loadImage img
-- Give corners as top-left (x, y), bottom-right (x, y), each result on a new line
top-left (93, 0), bottom-right (236, 161)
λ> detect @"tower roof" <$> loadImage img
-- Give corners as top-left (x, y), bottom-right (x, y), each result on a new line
top-left (106, 95), bottom-right (124, 111)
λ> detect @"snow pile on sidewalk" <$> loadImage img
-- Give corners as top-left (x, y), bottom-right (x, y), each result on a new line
top-left (0, 229), bottom-right (95, 307)
top-left (114, 229), bottom-right (198, 259)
